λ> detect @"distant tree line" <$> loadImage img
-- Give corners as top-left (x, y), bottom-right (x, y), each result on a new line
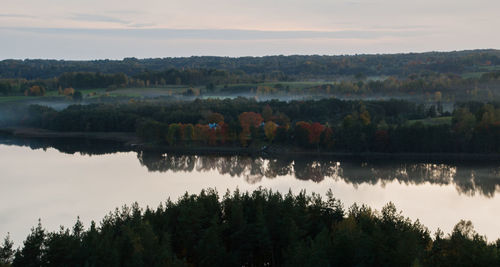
top-left (1, 188), bottom-right (498, 266)
top-left (2, 69), bottom-right (500, 104)
top-left (1, 50), bottom-right (499, 80)
top-left (0, 68), bottom-right (284, 96)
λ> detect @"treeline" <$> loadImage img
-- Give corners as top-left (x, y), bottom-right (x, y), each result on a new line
top-left (9, 97), bottom-right (500, 153)
top-left (1, 49), bottom-right (499, 80)
top-left (1, 189), bottom-right (499, 266)
top-left (3, 69), bottom-right (500, 103)
top-left (14, 98), bottom-right (424, 132)
top-left (6, 96), bottom-right (500, 153)
top-left (0, 69), bottom-right (231, 96)
top-left (299, 71), bottom-right (500, 97)
top-left (0, 68), bottom-right (283, 96)
top-left (133, 104), bottom-right (500, 153)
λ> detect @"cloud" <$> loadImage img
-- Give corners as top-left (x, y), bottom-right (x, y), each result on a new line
top-left (69, 13), bottom-right (131, 25)
top-left (67, 13), bottom-right (156, 28)
top-left (0, 27), bottom-right (428, 41)
top-left (0, 13), bottom-right (35, 19)
top-left (127, 23), bottom-right (157, 28)
top-left (0, 25), bottom-right (497, 60)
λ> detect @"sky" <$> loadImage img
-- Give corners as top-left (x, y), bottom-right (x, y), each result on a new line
top-left (0, 0), bottom-right (499, 59)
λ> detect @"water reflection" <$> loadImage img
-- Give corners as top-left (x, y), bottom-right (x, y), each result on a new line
top-left (137, 151), bottom-right (500, 197)
top-left (2, 135), bottom-right (500, 197)
top-left (0, 135), bottom-right (128, 155)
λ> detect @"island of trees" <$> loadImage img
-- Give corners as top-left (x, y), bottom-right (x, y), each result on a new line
top-left (2, 97), bottom-right (500, 154)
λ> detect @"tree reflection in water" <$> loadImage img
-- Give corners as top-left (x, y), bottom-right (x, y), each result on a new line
top-left (1, 135), bottom-right (499, 198)
top-left (138, 151), bottom-right (500, 197)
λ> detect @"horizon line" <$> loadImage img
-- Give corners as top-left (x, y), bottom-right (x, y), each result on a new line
top-left (1, 48), bottom-right (498, 62)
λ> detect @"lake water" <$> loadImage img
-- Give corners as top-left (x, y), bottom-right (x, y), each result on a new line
top-left (1, 136), bottom-right (500, 246)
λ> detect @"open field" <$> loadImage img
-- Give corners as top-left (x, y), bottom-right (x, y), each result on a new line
top-left (408, 116), bottom-right (452, 126)
top-left (0, 96), bottom-right (29, 103)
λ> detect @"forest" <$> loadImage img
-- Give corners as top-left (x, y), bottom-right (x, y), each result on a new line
top-left (4, 97), bottom-right (500, 153)
top-left (1, 49), bottom-right (500, 79)
top-left (0, 188), bottom-right (498, 267)
top-left (0, 50), bottom-right (500, 103)
top-left (1, 51), bottom-right (500, 267)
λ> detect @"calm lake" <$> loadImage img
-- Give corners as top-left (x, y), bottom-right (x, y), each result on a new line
top-left (1, 136), bottom-right (500, 245)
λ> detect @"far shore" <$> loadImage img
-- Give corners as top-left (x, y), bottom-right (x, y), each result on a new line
top-left (0, 127), bottom-right (140, 144)
top-left (2, 127), bottom-right (500, 161)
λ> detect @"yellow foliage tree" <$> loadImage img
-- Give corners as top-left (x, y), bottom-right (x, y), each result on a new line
top-left (63, 87), bottom-right (75, 96)
top-left (359, 110), bottom-right (371, 125)
top-left (264, 121), bottom-right (278, 142)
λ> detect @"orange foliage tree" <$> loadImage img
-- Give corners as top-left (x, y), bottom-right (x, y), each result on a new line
top-left (62, 87), bottom-right (75, 96)
top-left (194, 124), bottom-right (210, 144)
top-left (238, 112), bottom-right (263, 146)
top-left (24, 85), bottom-right (46, 96)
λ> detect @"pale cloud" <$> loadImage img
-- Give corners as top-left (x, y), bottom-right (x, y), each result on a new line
top-left (0, 0), bottom-right (498, 58)
top-left (0, 13), bottom-right (36, 18)
top-left (1, 27), bottom-right (429, 40)
top-left (69, 13), bottom-right (131, 25)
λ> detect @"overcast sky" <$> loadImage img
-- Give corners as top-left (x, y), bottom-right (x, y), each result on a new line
top-left (0, 0), bottom-right (498, 59)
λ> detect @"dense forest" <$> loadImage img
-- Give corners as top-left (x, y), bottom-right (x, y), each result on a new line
top-left (0, 188), bottom-right (498, 266)
top-left (0, 50), bottom-right (500, 101)
top-left (4, 97), bottom-right (500, 153)
top-left (2, 50), bottom-right (499, 79)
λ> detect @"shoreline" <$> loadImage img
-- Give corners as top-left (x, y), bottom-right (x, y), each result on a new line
top-left (3, 127), bottom-right (500, 161)
top-left (0, 127), bottom-right (140, 144)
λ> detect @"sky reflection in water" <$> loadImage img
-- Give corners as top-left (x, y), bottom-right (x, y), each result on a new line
top-left (1, 140), bottom-right (500, 246)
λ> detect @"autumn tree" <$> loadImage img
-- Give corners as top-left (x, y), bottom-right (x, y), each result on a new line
top-left (24, 85), bottom-right (45, 96)
top-left (320, 126), bottom-right (334, 149)
top-left (264, 121), bottom-right (278, 142)
top-left (359, 105), bottom-right (371, 125)
top-left (238, 112), bottom-right (263, 146)
top-left (194, 124), bottom-right (210, 144)
top-left (62, 87), bottom-right (75, 96)
top-left (217, 122), bottom-right (228, 144)
top-left (309, 122), bottom-right (325, 145)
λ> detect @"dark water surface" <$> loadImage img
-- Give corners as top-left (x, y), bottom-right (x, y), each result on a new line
top-left (1, 136), bottom-right (500, 245)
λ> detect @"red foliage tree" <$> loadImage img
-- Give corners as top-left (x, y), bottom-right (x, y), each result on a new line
top-left (239, 112), bottom-right (264, 146)
top-left (309, 122), bottom-right (325, 145)
top-left (239, 112), bottom-right (264, 133)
